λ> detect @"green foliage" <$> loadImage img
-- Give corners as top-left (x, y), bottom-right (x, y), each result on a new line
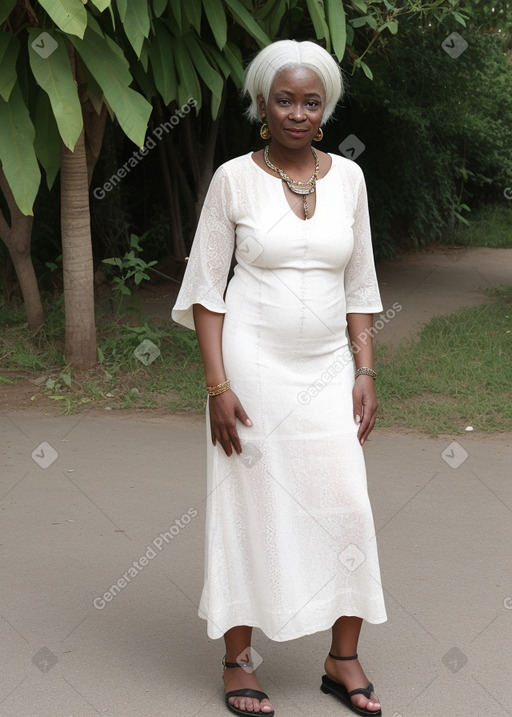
top-left (102, 232), bottom-right (158, 300)
top-left (0, 295), bottom-right (205, 413)
top-left (27, 28), bottom-right (83, 151)
top-left (0, 84), bottom-right (40, 215)
top-left (339, 15), bottom-right (512, 256)
top-left (0, 2), bottom-right (153, 214)
top-left (441, 205), bottom-right (512, 249)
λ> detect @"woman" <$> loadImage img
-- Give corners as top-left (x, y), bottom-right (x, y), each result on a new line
top-left (172, 40), bottom-right (387, 717)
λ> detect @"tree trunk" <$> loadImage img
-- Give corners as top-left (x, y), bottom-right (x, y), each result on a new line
top-left (61, 45), bottom-right (97, 369)
top-left (0, 166), bottom-right (44, 331)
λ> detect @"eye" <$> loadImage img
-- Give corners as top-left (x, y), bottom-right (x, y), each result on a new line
top-left (277, 98), bottom-right (290, 106)
top-left (306, 101), bottom-right (320, 109)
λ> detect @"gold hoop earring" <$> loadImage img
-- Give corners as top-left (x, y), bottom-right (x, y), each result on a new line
top-left (260, 121), bottom-right (271, 140)
top-left (313, 127), bottom-right (324, 142)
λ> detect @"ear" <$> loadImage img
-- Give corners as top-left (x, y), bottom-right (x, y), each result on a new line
top-left (256, 93), bottom-right (266, 120)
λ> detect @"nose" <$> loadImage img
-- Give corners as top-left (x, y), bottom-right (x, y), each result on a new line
top-left (289, 104), bottom-right (305, 121)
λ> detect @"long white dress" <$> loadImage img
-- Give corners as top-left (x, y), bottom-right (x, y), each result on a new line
top-left (172, 152), bottom-right (387, 641)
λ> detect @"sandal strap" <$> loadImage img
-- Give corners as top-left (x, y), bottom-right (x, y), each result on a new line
top-left (328, 652), bottom-right (358, 661)
top-left (223, 655), bottom-right (254, 669)
top-left (226, 688), bottom-right (269, 701)
top-left (347, 682), bottom-right (375, 699)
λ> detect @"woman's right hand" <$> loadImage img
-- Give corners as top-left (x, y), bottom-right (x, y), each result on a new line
top-left (208, 390), bottom-right (252, 457)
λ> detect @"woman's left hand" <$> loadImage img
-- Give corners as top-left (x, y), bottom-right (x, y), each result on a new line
top-left (353, 375), bottom-right (378, 445)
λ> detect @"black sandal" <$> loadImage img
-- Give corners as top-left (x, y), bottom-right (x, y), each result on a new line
top-left (223, 656), bottom-right (275, 717)
top-left (321, 653), bottom-right (382, 716)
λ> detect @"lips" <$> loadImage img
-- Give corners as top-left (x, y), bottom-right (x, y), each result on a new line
top-left (285, 128), bottom-right (309, 138)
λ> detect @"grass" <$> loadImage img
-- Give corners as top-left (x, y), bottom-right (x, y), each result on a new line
top-left (0, 296), bottom-right (205, 415)
top-left (375, 285), bottom-right (512, 434)
top-left (441, 204), bottom-right (512, 249)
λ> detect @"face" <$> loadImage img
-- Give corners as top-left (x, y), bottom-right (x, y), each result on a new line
top-left (258, 66), bottom-right (326, 148)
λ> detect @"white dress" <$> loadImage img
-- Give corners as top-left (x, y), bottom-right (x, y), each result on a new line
top-left (172, 152), bottom-right (387, 641)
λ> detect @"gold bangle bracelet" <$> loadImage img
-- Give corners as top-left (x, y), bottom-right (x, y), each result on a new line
top-left (206, 380), bottom-right (230, 396)
top-left (355, 367), bottom-right (377, 380)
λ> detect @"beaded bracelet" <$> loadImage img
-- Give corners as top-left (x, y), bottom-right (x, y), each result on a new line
top-left (206, 379), bottom-right (231, 396)
top-left (355, 367), bottom-right (377, 380)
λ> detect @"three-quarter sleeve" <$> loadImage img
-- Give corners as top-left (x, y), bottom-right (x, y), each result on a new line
top-left (344, 164), bottom-right (383, 314)
top-left (171, 166), bottom-right (235, 330)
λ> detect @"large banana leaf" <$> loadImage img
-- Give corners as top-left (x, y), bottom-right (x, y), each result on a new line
top-left (182, 0), bottom-right (202, 34)
top-left (168, 1), bottom-right (183, 33)
top-left (202, 0), bottom-right (228, 50)
top-left (222, 42), bottom-right (244, 87)
top-left (326, 0), bottom-right (347, 62)
top-left (38, 0), bottom-right (87, 39)
top-left (89, 0), bottom-right (112, 11)
top-left (305, 0), bottom-right (330, 49)
top-left (183, 34), bottom-right (224, 102)
top-left (223, 0), bottom-right (272, 48)
top-left (255, 0), bottom-right (288, 38)
top-left (69, 26), bottom-right (152, 147)
top-left (116, 0), bottom-right (150, 57)
top-left (33, 89), bottom-right (61, 190)
top-left (0, 32), bottom-right (19, 102)
top-left (28, 29), bottom-right (83, 150)
top-left (172, 35), bottom-right (203, 110)
top-left (0, 84), bottom-right (40, 215)
top-left (152, 0), bottom-right (168, 19)
top-left (148, 23), bottom-right (177, 105)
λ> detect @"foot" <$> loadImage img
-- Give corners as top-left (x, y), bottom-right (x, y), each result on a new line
top-left (324, 654), bottom-right (381, 713)
top-left (223, 662), bottom-right (274, 714)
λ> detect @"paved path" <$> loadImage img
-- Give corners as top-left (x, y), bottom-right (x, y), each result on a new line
top-left (1, 412), bottom-right (511, 717)
top-left (375, 247), bottom-right (512, 344)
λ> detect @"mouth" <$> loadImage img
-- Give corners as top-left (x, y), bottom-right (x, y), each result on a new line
top-left (284, 128), bottom-right (310, 138)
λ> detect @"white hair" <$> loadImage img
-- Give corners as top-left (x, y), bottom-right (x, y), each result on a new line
top-left (243, 40), bottom-right (344, 125)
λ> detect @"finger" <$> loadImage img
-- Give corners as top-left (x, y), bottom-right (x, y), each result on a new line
top-left (223, 420), bottom-right (242, 455)
top-left (353, 399), bottom-right (362, 425)
top-left (229, 428), bottom-right (243, 455)
top-left (219, 434), bottom-right (233, 457)
top-left (358, 406), bottom-right (377, 444)
top-left (234, 401), bottom-right (253, 428)
top-left (357, 415), bottom-right (370, 444)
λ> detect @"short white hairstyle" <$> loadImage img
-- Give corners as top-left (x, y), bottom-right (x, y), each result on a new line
top-left (243, 40), bottom-right (344, 125)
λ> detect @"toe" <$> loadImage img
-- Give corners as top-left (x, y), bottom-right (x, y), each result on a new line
top-left (351, 693), bottom-right (381, 712)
